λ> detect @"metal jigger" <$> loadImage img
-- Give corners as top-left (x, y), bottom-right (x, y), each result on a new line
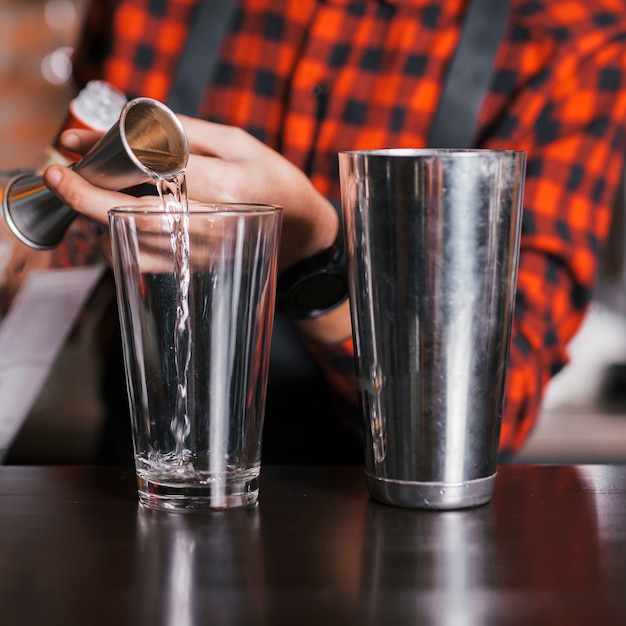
top-left (1, 97), bottom-right (189, 250)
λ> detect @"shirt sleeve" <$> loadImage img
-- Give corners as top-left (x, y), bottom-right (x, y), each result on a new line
top-left (494, 36), bottom-right (626, 457)
top-left (47, 217), bottom-right (106, 269)
top-left (305, 37), bottom-right (626, 458)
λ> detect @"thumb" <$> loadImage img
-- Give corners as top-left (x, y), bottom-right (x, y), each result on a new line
top-left (44, 165), bottom-right (137, 224)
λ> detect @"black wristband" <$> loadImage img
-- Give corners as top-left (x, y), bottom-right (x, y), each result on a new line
top-left (276, 239), bottom-right (348, 320)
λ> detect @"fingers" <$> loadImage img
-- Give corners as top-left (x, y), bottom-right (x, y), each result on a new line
top-left (184, 153), bottom-right (242, 203)
top-left (178, 116), bottom-right (263, 160)
top-left (177, 116), bottom-right (220, 156)
top-left (58, 129), bottom-right (104, 157)
top-left (44, 165), bottom-right (140, 224)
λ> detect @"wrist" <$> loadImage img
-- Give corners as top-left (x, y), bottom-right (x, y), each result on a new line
top-left (297, 299), bottom-right (352, 343)
top-left (276, 232), bottom-right (348, 320)
top-left (278, 192), bottom-right (340, 272)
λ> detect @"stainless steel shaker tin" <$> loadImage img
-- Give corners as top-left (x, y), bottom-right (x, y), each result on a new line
top-left (339, 148), bottom-right (526, 510)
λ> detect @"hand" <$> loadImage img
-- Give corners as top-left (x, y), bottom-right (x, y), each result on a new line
top-left (44, 117), bottom-right (340, 273)
top-left (180, 117), bottom-right (339, 271)
top-left (44, 117), bottom-right (351, 342)
top-left (43, 129), bottom-right (144, 222)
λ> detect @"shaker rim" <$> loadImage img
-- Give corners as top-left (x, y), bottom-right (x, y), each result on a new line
top-left (338, 148), bottom-right (525, 158)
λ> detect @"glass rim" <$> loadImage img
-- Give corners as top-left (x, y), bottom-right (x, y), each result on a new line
top-left (108, 201), bottom-right (283, 218)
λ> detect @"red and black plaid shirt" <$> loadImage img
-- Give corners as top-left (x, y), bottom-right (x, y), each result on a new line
top-left (71, 0), bottom-right (626, 457)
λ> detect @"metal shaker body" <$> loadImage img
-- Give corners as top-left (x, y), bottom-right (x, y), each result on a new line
top-left (2, 98), bottom-right (189, 250)
top-left (339, 149), bottom-right (525, 509)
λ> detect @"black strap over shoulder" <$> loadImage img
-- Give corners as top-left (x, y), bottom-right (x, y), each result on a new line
top-left (168, 0), bottom-right (509, 145)
top-left (166, 0), bottom-right (238, 115)
top-left (428, 0), bottom-right (510, 148)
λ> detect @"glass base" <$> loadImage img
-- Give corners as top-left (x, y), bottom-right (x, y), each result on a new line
top-left (136, 471), bottom-right (260, 512)
top-left (366, 472), bottom-right (496, 510)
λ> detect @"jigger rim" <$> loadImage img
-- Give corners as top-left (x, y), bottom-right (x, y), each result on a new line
top-left (119, 97), bottom-right (190, 177)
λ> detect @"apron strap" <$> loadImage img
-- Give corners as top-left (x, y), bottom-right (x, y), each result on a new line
top-left (168, 0), bottom-right (509, 148)
top-left (167, 0), bottom-right (238, 115)
top-left (428, 0), bottom-right (510, 148)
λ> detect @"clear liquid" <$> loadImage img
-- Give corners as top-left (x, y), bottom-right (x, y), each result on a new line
top-left (131, 166), bottom-right (266, 510)
top-left (155, 172), bottom-right (192, 466)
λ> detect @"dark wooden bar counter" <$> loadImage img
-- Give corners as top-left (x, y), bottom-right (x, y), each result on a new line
top-left (1, 464), bottom-right (626, 625)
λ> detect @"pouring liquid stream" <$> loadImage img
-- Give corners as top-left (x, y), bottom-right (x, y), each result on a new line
top-left (155, 172), bottom-right (192, 466)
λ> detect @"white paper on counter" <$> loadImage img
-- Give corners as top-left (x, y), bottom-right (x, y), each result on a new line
top-left (0, 265), bottom-right (106, 457)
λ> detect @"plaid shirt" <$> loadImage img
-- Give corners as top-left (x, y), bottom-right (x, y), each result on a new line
top-left (71, 0), bottom-right (626, 457)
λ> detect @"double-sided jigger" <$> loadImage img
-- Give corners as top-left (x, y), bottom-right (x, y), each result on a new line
top-left (1, 97), bottom-right (189, 250)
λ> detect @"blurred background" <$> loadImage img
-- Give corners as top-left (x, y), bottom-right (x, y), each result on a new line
top-left (0, 0), bottom-right (106, 464)
top-left (1, 0), bottom-right (626, 465)
top-left (0, 0), bottom-right (87, 169)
